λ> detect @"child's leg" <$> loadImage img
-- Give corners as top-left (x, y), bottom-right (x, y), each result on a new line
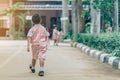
top-left (32, 59), bottom-right (36, 67)
top-left (29, 46), bottom-right (39, 73)
top-left (38, 46), bottom-right (47, 76)
top-left (53, 40), bottom-right (55, 45)
top-left (39, 58), bottom-right (44, 71)
top-left (56, 39), bottom-right (59, 46)
top-left (55, 39), bottom-right (57, 45)
top-left (29, 59), bottom-right (36, 73)
top-left (38, 58), bottom-right (45, 76)
top-left (54, 39), bottom-right (56, 45)
top-left (31, 46), bottom-right (38, 68)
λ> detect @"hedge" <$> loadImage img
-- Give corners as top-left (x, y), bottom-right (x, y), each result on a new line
top-left (73, 32), bottom-right (120, 57)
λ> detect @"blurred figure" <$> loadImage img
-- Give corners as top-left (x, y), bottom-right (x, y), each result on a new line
top-left (57, 29), bottom-right (62, 45)
top-left (46, 28), bottom-right (50, 46)
top-left (46, 28), bottom-right (50, 37)
top-left (52, 25), bottom-right (58, 46)
top-left (107, 27), bottom-right (112, 33)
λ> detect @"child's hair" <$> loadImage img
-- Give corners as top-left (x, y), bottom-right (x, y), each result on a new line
top-left (59, 28), bottom-right (62, 31)
top-left (32, 14), bottom-right (40, 24)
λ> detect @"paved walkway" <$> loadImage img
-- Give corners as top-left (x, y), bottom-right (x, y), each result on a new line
top-left (0, 40), bottom-right (120, 80)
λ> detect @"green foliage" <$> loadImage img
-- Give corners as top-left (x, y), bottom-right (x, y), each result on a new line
top-left (85, 22), bottom-right (90, 33)
top-left (82, 0), bottom-right (90, 4)
top-left (68, 23), bottom-right (72, 36)
top-left (17, 12), bottom-right (26, 32)
top-left (15, 31), bottom-right (26, 40)
top-left (82, 0), bottom-right (115, 32)
top-left (81, 11), bottom-right (86, 18)
top-left (62, 23), bottom-right (73, 40)
top-left (111, 48), bottom-right (120, 57)
top-left (119, 2), bottom-right (120, 27)
top-left (26, 20), bottom-right (32, 28)
top-left (73, 32), bottom-right (120, 57)
top-left (62, 33), bottom-right (71, 40)
top-left (92, 0), bottom-right (114, 25)
top-left (0, 2), bottom-right (24, 16)
top-left (67, 0), bottom-right (72, 4)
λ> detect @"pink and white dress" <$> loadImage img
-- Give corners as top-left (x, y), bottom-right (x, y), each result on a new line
top-left (27, 24), bottom-right (49, 60)
top-left (57, 31), bottom-right (62, 43)
top-left (52, 29), bottom-right (58, 40)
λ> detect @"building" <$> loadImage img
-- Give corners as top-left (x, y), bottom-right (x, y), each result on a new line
top-left (17, 0), bottom-right (72, 37)
top-left (0, 0), bottom-right (72, 37)
top-left (0, 0), bottom-right (12, 37)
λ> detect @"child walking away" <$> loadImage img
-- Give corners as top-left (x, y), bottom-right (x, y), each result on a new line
top-left (52, 25), bottom-right (58, 46)
top-left (27, 14), bottom-right (49, 76)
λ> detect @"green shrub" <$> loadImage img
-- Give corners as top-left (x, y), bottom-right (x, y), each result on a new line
top-left (62, 23), bottom-right (73, 40)
top-left (73, 32), bottom-right (120, 57)
top-left (85, 22), bottom-right (90, 33)
top-left (111, 48), bottom-right (120, 57)
top-left (15, 31), bottom-right (26, 40)
top-left (62, 33), bottom-right (71, 40)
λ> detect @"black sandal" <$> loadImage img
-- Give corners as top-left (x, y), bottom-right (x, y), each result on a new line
top-left (38, 71), bottom-right (44, 76)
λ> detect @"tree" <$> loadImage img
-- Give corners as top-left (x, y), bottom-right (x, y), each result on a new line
top-left (100, 0), bottom-right (113, 32)
top-left (69, 0), bottom-right (118, 34)
top-left (113, 0), bottom-right (119, 32)
top-left (72, 0), bottom-right (85, 35)
top-left (16, 12), bottom-right (26, 32)
top-left (72, 0), bottom-right (79, 35)
top-left (0, 2), bottom-right (24, 39)
top-left (78, 0), bottom-right (85, 33)
top-left (90, 0), bottom-right (100, 34)
top-left (62, 0), bottom-right (69, 34)
top-left (118, 1), bottom-right (120, 27)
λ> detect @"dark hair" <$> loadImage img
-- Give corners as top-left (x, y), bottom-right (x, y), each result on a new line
top-left (32, 14), bottom-right (40, 24)
top-left (59, 28), bottom-right (62, 31)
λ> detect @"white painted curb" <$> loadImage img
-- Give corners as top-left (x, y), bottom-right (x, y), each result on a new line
top-left (71, 42), bottom-right (120, 69)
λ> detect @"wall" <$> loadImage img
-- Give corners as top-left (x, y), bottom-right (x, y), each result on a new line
top-left (0, 0), bottom-right (9, 11)
top-left (0, 0), bottom-right (10, 37)
top-left (30, 10), bottom-right (61, 28)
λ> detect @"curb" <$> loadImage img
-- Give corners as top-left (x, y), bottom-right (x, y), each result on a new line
top-left (72, 42), bottom-right (120, 69)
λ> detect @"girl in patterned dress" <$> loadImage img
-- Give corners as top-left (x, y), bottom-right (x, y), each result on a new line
top-left (27, 14), bottom-right (49, 76)
top-left (52, 25), bottom-right (58, 46)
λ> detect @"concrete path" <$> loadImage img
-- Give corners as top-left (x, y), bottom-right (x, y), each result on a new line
top-left (0, 40), bottom-right (120, 80)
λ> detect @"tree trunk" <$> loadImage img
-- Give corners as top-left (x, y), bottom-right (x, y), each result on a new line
top-left (101, 15), bottom-right (105, 32)
top-left (9, 16), bottom-right (16, 39)
top-left (62, 0), bottom-right (69, 34)
top-left (78, 0), bottom-right (85, 33)
top-left (72, 0), bottom-right (78, 35)
top-left (118, 1), bottom-right (120, 27)
top-left (113, 0), bottom-right (119, 32)
top-left (90, 0), bottom-right (100, 34)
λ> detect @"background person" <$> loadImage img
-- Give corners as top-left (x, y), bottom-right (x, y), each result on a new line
top-left (52, 25), bottom-right (58, 46)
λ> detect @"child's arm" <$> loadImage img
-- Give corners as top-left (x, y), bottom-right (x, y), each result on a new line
top-left (27, 28), bottom-right (32, 52)
top-left (27, 37), bottom-right (31, 52)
